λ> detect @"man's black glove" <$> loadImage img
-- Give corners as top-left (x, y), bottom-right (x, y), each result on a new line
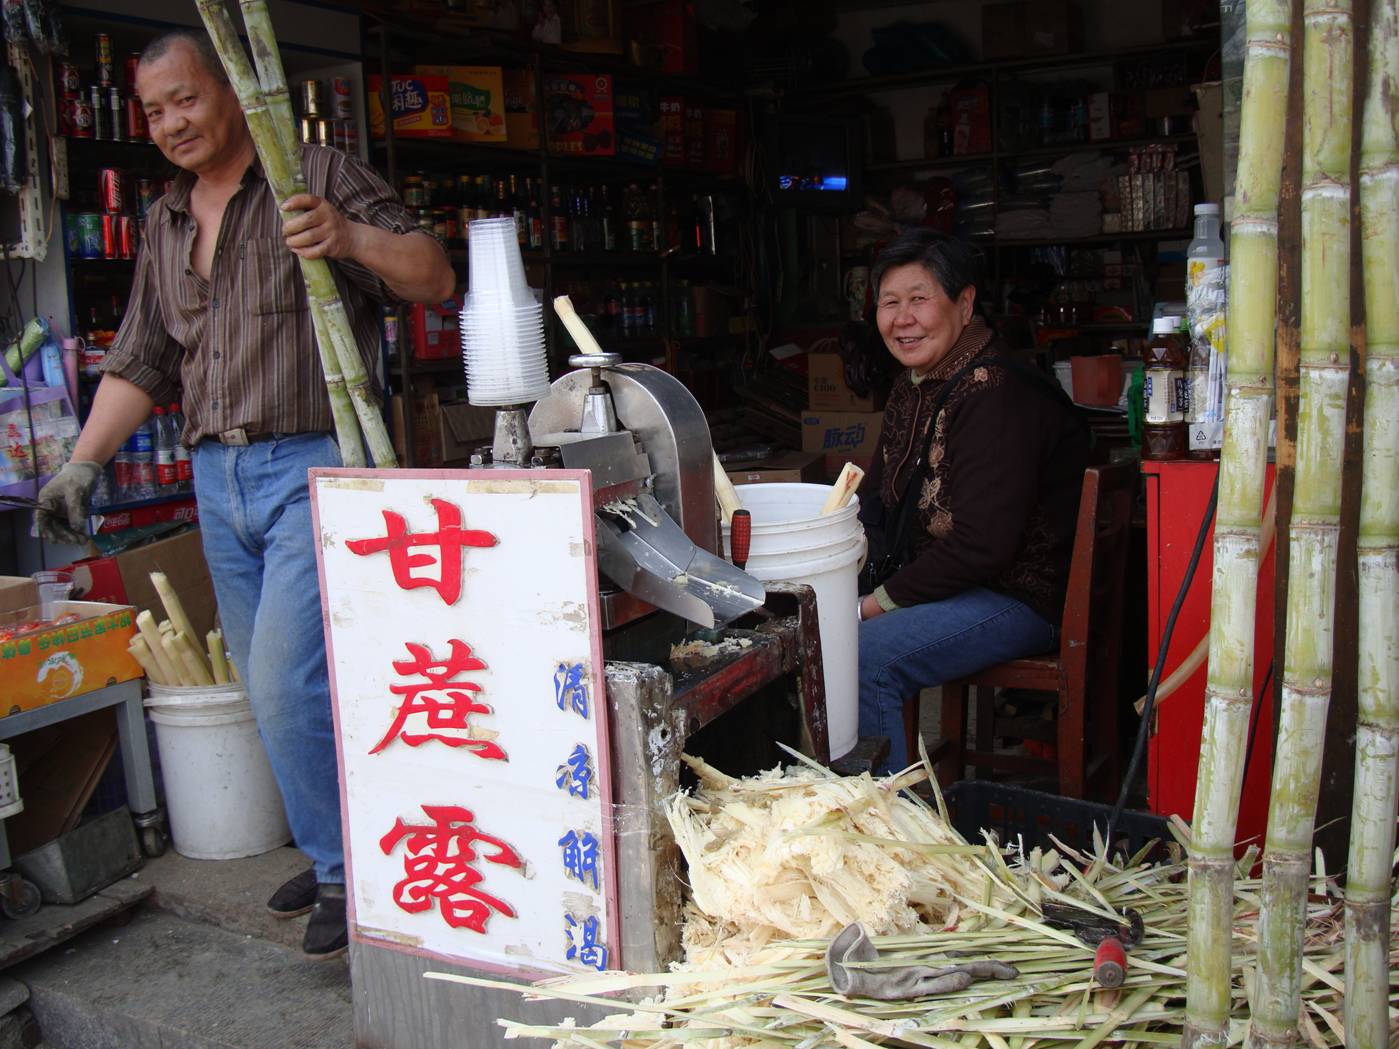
top-left (34, 461), bottom-right (102, 545)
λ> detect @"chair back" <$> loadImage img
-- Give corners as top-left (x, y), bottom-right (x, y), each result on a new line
top-left (1058, 462), bottom-right (1136, 721)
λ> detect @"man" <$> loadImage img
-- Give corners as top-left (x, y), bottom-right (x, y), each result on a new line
top-left (34, 30), bottom-right (455, 961)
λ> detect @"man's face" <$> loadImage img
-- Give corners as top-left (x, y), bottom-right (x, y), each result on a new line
top-left (137, 43), bottom-right (245, 174)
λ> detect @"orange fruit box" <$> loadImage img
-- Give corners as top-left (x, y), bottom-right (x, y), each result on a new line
top-left (0, 601), bottom-right (140, 716)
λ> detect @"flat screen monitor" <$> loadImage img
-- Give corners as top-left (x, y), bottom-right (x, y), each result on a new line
top-left (769, 115), bottom-right (861, 211)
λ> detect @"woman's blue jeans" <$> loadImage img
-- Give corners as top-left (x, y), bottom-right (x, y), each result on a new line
top-left (858, 586), bottom-right (1057, 774)
top-left (193, 433), bottom-right (344, 884)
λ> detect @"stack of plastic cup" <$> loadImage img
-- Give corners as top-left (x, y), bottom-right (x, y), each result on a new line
top-left (461, 217), bottom-right (550, 407)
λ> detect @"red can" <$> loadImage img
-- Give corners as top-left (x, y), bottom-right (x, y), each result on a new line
top-left (125, 95), bottom-right (146, 140)
top-left (119, 215), bottom-right (138, 259)
top-left (70, 94), bottom-right (93, 139)
top-left (101, 213), bottom-right (119, 259)
top-left (57, 61), bottom-right (81, 96)
top-left (98, 167), bottom-right (125, 214)
top-left (331, 77), bottom-right (353, 120)
top-left (125, 53), bottom-right (141, 90)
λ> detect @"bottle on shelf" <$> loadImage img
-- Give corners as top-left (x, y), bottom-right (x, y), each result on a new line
top-left (600, 185), bottom-right (618, 252)
top-left (170, 402), bottom-right (193, 491)
top-left (674, 280), bottom-right (693, 337)
top-left (153, 405), bottom-right (178, 492)
top-left (603, 281), bottom-right (622, 334)
top-left (1186, 202), bottom-right (1226, 461)
top-left (509, 175), bottom-right (527, 247)
top-left (130, 414), bottom-right (157, 500)
top-left (1142, 317), bottom-right (1188, 461)
top-left (527, 178), bottom-right (544, 251)
top-left (550, 182), bottom-right (570, 252)
top-left (647, 183), bottom-right (663, 252)
top-left (624, 183), bottom-right (647, 252)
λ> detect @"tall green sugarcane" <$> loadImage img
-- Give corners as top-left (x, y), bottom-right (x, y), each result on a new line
top-left (194, 0), bottom-right (398, 469)
top-left (1345, 3), bottom-right (1399, 1047)
top-left (1249, 4), bottom-right (1353, 1049)
top-left (1181, 3), bottom-right (1293, 1048)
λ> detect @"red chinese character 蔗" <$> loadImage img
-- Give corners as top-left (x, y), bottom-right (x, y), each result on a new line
top-left (346, 498), bottom-right (497, 605)
top-left (370, 640), bottom-right (506, 760)
top-left (380, 804), bottom-right (523, 932)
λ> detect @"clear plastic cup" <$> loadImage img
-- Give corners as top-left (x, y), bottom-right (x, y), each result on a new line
top-left (467, 219), bottom-right (531, 303)
top-left (33, 569), bottom-right (74, 618)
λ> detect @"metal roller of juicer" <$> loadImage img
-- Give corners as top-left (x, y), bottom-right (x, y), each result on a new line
top-left (529, 298), bottom-right (766, 630)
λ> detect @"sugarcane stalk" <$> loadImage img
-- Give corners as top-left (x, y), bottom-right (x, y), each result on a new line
top-left (1345, 3), bottom-right (1399, 1047)
top-left (128, 636), bottom-right (167, 686)
top-left (208, 629), bottom-right (230, 685)
top-left (136, 609), bottom-right (182, 685)
top-left (193, 0), bottom-right (389, 468)
top-left (172, 631), bottom-right (216, 687)
top-left (158, 633), bottom-right (194, 687)
top-left (1182, 3), bottom-right (1293, 1048)
top-left (1250, 5), bottom-right (1353, 1048)
top-left (150, 570), bottom-right (210, 679)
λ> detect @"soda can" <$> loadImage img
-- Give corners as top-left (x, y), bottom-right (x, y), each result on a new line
top-left (63, 214), bottom-right (80, 256)
top-left (96, 33), bottom-right (114, 87)
top-left (98, 168), bottom-right (125, 213)
top-left (125, 53), bottom-right (141, 90)
top-left (70, 94), bottom-right (93, 138)
top-left (298, 78), bottom-right (321, 116)
top-left (58, 61), bottom-right (81, 95)
top-left (136, 178), bottom-right (156, 217)
top-left (101, 213), bottom-right (119, 259)
top-left (109, 87), bottom-right (125, 142)
top-left (298, 116), bottom-right (316, 144)
top-left (119, 215), bottom-right (138, 259)
top-left (331, 77), bottom-right (353, 120)
top-left (382, 306), bottom-right (399, 356)
top-left (90, 86), bottom-right (107, 140)
top-left (126, 95), bottom-right (146, 140)
top-left (76, 213), bottom-right (103, 258)
top-left (318, 118), bottom-right (335, 147)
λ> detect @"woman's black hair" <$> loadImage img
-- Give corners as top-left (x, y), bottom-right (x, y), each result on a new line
top-left (871, 228), bottom-right (986, 305)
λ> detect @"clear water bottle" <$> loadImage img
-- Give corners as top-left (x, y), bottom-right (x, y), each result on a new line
top-left (130, 416), bottom-right (156, 500)
top-left (113, 436), bottom-right (135, 502)
top-left (170, 403), bottom-right (193, 491)
top-left (1187, 203), bottom-right (1226, 459)
top-left (153, 406), bottom-right (178, 492)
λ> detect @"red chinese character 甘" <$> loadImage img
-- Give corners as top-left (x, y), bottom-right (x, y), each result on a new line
top-left (370, 640), bottom-right (506, 760)
top-left (380, 804), bottom-right (523, 933)
top-left (346, 498), bottom-right (497, 605)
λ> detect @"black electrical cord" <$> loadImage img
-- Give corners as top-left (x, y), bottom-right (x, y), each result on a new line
top-left (1107, 470), bottom-right (1220, 846)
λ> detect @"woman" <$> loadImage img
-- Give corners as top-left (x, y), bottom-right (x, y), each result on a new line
top-left (857, 229), bottom-right (1089, 773)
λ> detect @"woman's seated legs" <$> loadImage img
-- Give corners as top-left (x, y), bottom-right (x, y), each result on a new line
top-left (858, 587), bottom-right (1056, 774)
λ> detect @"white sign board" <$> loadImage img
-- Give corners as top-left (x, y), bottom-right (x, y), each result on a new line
top-left (311, 469), bottom-right (618, 976)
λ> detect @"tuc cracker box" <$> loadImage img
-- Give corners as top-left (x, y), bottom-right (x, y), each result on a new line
top-left (544, 73), bottom-right (615, 156)
top-left (367, 74), bottom-right (452, 139)
top-left (0, 601), bottom-right (139, 715)
top-left (415, 65), bottom-right (506, 143)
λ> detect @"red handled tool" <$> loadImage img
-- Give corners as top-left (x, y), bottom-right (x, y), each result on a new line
top-left (1093, 937), bottom-right (1127, 989)
top-left (1041, 905), bottom-right (1141, 989)
top-left (729, 509), bottom-right (752, 570)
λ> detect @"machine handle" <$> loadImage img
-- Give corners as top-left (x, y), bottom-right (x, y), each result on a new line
top-left (730, 509), bottom-right (752, 570)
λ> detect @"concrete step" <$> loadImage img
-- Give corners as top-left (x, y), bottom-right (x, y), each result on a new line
top-left (12, 908), bottom-right (352, 1049)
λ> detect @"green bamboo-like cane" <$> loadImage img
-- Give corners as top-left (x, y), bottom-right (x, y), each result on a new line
top-left (1249, 4), bottom-right (1353, 1049)
top-left (1344, 3), bottom-right (1399, 1048)
top-left (194, 0), bottom-right (397, 468)
top-left (1181, 3), bottom-right (1293, 1049)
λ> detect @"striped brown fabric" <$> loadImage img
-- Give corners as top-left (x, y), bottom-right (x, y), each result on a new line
top-left (103, 144), bottom-right (429, 445)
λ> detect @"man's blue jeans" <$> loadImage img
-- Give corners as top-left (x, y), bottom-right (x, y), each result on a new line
top-left (859, 586), bottom-right (1057, 774)
top-left (193, 433), bottom-right (344, 884)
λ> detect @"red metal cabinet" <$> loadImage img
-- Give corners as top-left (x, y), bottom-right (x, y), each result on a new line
top-left (1142, 460), bottom-right (1276, 850)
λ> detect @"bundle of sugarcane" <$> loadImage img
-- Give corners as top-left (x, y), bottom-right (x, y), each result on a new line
top-left (189, 0), bottom-right (394, 469)
top-left (125, 570), bottom-right (235, 688)
top-left (430, 761), bottom-right (1396, 1049)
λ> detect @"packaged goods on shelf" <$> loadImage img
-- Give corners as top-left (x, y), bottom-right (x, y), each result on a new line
top-left (367, 74), bottom-right (452, 139)
top-left (615, 88), bottom-right (662, 164)
top-left (502, 68), bottom-right (540, 149)
top-left (660, 95), bottom-right (684, 165)
top-left (544, 73), bottom-right (615, 155)
top-left (0, 393), bottom-right (79, 494)
top-left (415, 65), bottom-right (505, 143)
top-left (626, 0), bottom-right (698, 76)
top-left (409, 300), bottom-right (461, 361)
top-left (0, 601), bottom-right (140, 712)
top-left (704, 108), bottom-right (739, 175)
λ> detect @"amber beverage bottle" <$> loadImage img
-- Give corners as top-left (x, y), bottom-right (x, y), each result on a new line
top-left (1142, 317), bottom-right (1188, 460)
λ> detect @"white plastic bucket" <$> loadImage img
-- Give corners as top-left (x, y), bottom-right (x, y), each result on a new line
top-left (145, 682), bottom-right (292, 860)
top-left (721, 483), bottom-right (866, 759)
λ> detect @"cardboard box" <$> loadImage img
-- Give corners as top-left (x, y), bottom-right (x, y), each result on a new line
top-left (949, 83), bottom-right (991, 156)
top-left (808, 353), bottom-right (879, 412)
top-left (724, 450), bottom-right (825, 486)
top-left (660, 96), bottom-right (685, 166)
top-left (0, 601), bottom-right (140, 714)
top-left (502, 67), bottom-right (540, 150)
top-left (415, 65), bottom-right (506, 143)
top-left (704, 108), bottom-right (739, 175)
top-left (544, 74), bottom-right (615, 156)
top-left (65, 530), bottom-right (217, 645)
top-left (802, 411), bottom-right (883, 460)
top-left (684, 102), bottom-right (706, 167)
top-left (367, 74), bottom-right (453, 140)
top-left (0, 577), bottom-right (38, 615)
top-left (440, 402), bottom-right (496, 464)
top-left (626, 0), bottom-right (698, 76)
top-left (615, 88), bottom-right (661, 165)
top-left (409, 298), bottom-right (461, 361)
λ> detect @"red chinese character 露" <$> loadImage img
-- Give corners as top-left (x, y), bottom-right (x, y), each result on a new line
top-left (346, 499), bottom-right (497, 605)
top-left (370, 640), bottom-right (506, 760)
top-left (380, 805), bottom-right (523, 932)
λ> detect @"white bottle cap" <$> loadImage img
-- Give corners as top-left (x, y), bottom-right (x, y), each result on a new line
top-left (1194, 203), bottom-right (1219, 216)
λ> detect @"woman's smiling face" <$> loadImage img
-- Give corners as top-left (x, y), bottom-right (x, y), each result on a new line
top-left (875, 263), bottom-right (975, 376)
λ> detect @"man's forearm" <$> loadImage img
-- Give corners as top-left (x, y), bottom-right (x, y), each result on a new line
top-left (350, 225), bottom-right (455, 303)
top-left (72, 375), bottom-right (157, 465)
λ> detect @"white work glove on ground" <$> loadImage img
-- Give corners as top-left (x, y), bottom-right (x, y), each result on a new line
top-left (33, 461), bottom-right (102, 545)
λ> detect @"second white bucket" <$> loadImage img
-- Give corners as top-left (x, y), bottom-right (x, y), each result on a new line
top-left (145, 682), bottom-right (292, 860)
top-left (721, 482), bottom-right (866, 759)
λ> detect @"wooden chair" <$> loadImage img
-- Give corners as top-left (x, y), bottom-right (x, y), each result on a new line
top-left (907, 462), bottom-right (1136, 799)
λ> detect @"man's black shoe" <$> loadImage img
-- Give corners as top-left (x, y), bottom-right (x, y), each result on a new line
top-left (302, 883), bottom-right (348, 961)
top-left (266, 868), bottom-right (318, 919)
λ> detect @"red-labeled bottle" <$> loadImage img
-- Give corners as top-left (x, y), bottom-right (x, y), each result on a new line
top-left (1143, 317), bottom-right (1188, 461)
